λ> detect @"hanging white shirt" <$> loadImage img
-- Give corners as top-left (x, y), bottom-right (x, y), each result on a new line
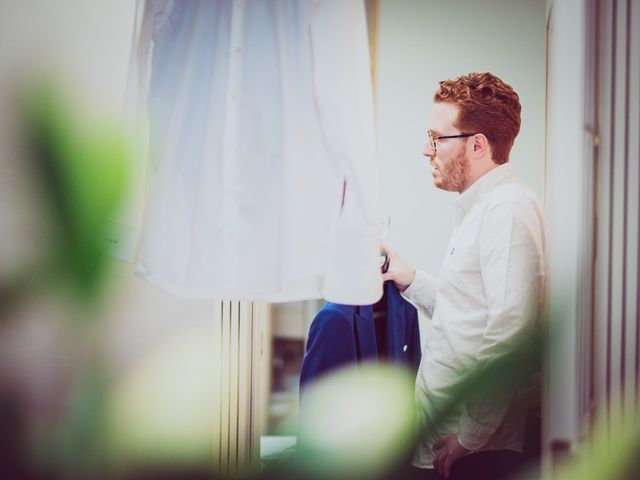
top-left (402, 162), bottom-right (545, 468)
top-left (125, 0), bottom-right (382, 303)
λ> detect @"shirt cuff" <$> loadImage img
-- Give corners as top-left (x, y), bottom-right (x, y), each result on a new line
top-left (457, 408), bottom-right (494, 451)
top-left (456, 434), bottom-right (477, 452)
top-left (401, 269), bottom-right (437, 317)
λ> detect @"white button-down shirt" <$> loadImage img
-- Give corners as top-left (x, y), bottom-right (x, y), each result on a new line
top-left (126, 0), bottom-right (382, 304)
top-left (403, 163), bottom-right (545, 468)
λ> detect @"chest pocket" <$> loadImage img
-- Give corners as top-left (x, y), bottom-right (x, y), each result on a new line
top-left (438, 245), bottom-right (481, 297)
top-left (446, 247), bottom-right (479, 273)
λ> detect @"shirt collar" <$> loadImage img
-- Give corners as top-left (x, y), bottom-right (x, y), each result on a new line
top-left (455, 162), bottom-right (514, 213)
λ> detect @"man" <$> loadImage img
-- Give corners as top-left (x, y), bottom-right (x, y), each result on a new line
top-left (382, 72), bottom-right (545, 480)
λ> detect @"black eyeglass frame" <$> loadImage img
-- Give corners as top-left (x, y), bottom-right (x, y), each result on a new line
top-left (427, 131), bottom-right (492, 154)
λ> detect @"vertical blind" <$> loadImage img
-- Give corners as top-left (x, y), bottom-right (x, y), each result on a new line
top-left (212, 301), bottom-right (271, 476)
top-left (593, 0), bottom-right (640, 433)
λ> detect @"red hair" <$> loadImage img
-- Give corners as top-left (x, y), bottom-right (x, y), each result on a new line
top-left (434, 72), bottom-right (521, 165)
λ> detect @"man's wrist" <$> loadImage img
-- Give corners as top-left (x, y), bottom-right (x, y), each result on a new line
top-left (399, 268), bottom-right (416, 292)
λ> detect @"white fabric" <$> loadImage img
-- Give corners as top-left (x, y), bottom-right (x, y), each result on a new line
top-left (126, 0), bottom-right (382, 304)
top-left (403, 163), bottom-right (545, 468)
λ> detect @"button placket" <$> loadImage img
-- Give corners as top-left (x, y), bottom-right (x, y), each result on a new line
top-left (221, 1), bottom-right (245, 242)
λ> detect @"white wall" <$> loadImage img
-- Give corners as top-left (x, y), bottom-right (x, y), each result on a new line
top-left (376, 0), bottom-right (546, 274)
top-left (0, 0), bottom-right (135, 119)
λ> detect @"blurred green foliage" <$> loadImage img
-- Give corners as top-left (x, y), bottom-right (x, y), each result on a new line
top-left (551, 405), bottom-right (640, 480)
top-left (294, 364), bottom-right (417, 480)
top-left (22, 83), bottom-right (129, 301)
top-left (0, 82), bottom-right (131, 478)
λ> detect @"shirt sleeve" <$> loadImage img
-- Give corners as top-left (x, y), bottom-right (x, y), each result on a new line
top-left (309, 0), bottom-right (383, 305)
top-left (120, 0), bottom-right (174, 261)
top-left (401, 269), bottom-right (438, 319)
top-left (458, 199), bottom-right (544, 450)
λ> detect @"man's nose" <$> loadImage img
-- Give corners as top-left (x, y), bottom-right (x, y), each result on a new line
top-left (422, 145), bottom-right (435, 158)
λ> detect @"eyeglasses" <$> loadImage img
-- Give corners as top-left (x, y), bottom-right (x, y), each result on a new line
top-left (427, 131), bottom-right (481, 154)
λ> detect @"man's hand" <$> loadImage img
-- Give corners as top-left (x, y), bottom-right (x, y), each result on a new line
top-left (432, 435), bottom-right (470, 479)
top-left (380, 244), bottom-right (416, 291)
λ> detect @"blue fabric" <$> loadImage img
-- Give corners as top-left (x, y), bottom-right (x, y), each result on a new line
top-left (300, 281), bottom-right (422, 389)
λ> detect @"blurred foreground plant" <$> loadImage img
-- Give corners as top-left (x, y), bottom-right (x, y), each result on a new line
top-left (549, 403), bottom-right (640, 480)
top-left (0, 82), bottom-right (130, 478)
top-left (1, 82), bottom-right (129, 315)
top-left (294, 364), bottom-right (416, 480)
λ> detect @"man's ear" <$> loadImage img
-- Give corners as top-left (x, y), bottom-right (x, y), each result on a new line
top-left (473, 134), bottom-right (490, 156)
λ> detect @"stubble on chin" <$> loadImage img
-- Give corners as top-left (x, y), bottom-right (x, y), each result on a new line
top-left (440, 151), bottom-right (469, 193)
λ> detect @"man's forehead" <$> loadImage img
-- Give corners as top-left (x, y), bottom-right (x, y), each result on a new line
top-left (427, 102), bottom-right (459, 132)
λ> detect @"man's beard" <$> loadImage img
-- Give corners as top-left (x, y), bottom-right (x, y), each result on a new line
top-left (439, 150), bottom-right (470, 192)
